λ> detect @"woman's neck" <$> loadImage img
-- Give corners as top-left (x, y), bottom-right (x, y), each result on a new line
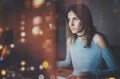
top-left (77, 30), bottom-right (85, 37)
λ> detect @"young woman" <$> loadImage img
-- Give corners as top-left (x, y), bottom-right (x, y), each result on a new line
top-left (57, 3), bottom-right (120, 79)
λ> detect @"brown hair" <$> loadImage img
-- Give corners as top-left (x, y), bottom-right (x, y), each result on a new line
top-left (66, 3), bottom-right (96, 48)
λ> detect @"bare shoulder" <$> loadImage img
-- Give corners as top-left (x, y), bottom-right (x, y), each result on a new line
top-left (93, 33), bottom-right (108, 49)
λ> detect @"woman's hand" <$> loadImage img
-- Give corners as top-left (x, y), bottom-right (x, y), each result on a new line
top-left (67, 74), bottom-right (77, 79)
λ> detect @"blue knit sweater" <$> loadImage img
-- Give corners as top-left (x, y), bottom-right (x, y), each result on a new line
top-left (57, 38), bottom-right (119, 78)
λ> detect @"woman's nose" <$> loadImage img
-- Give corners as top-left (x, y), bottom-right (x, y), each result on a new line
top-left (69, 20), bottom-right (74, 27)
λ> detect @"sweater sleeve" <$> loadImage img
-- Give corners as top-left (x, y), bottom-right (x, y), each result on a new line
top-left (91, 48), bottom-right (120, 78)
top-left (57, 47), bottom-right (72, 68)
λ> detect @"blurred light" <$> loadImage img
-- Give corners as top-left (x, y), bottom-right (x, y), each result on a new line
top-left (32, 0), bottom-right (45, 8)
top-left (20, 61), bottom-right (26, 66)
top-left (20, 67), bottom-right (26, 71)
top-left (39, 65), bottom-right (44, 70)
top-left (21, 20), bottom-right (25, 25)
top-left (33, 16), bottom-right (42, 25)
top-left (39, 74), bottom-right (45, 79)
top-left (11, 73), bottom-right (16, 77)
top-left (1, 69), bottom-right (7, 76)
top-left (48, 23), bottom-right (56, 30)
top-left (42, 60), bottom-right (49, 69)
top-left (20, 38), bottom-right (26, 43)
top-left (21, 32), bottom-right (26, 37)
top-left (39, 30), bottom-right (43, 35)
top-left (0, 45), bottom-right (3, 50)
top-left (0, 57), bottom-right (4, 61)
top-left (109, 77), bottom-right (115, 79)
top-left (20, 26), bottom-right (25, 30)
top-left (30, 66), bottom-right (35, 71)
top-left (45, 16), bottom-right (52, 23)
top-left (0, 27), bottom-right (3, 33)
top-left (10, 44), bottom-right (15, 48)
top-left (42, 39), bottom-right (52, 52)
top-left (32, 26), bottom-right (40, 35)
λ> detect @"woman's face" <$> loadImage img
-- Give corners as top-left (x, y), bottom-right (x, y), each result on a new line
top-left (68, 11), bottom-right (84, 34)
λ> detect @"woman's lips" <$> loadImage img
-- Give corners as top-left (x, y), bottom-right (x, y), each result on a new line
top-left (70, 28), bottom-right (76, 31)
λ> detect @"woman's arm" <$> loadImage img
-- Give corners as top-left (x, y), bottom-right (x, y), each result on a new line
top-left (57, 47), bottom-right (72, 68)
top-left (93, 34), bottom-right (120, 78)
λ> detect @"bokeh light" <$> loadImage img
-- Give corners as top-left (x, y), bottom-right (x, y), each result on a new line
top-left (0, 27), bottom-right (3, 33)
top-left (42, 60), bottom-right (49, 69)
top-left (42, 39), bottom-right (53, 52)
top-left (1, 69), bottom-right (7, 76)
top-left (33, 16), bottom-right (42, 25)
top-left (32, 0), bottom-right (45, 8)
top-left (21, 32), bottom-right (26, 37)
top-left (21, 20), bottom-right (25, 25)
top-left (39, 30), bottom-right (43, 35)
top-left (32, 26), bottom-right (40, 35)
top-left (0, 44), bottom-right (3, 50)
top-left (20, 67), bottom-right (26, 71)
top-left (39, 65), bottom-right (44, 70)
top-left (10, 44), bottom-right (15, 48)
top-left (30, 66), bottom-right (35, 71)
top-left (45, 16), bottom-right (53, 23)
top-left (20, 38), bottom-right (26, 43)
top-left (20, 26), bottom-right (25, 30)
top-left (0, 57), bottom-right (4, 61)
top-left (109, 77), bottom-right (116, 79)
top-left (20, 60), bottom-right (26, 66)
top-left (39, 74), bottom-right (45, 79)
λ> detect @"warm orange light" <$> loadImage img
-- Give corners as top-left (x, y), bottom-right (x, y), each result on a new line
top-left (20, 26), bottom-right (25, 30)
top-left (39, 30), bottom-right (43, 35)
top-left (20, 38), bottom-right (26, 43)
top-left (20, 67), bottom-right (26, 71)
top-left (0, 27), bottom-right (3, 33)
top-left (32, 0), bottom-right (45, 8)
top-left (42, 60), bottom-right (49, 69)
top-left (45, 16), bottom-right (52, 23)
top-left (42, 39), bottom-right (53, 52)
top-left (21, 20), bottom-right (25, 25)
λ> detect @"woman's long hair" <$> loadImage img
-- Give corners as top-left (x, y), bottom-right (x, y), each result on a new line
top-left (66, 3), bottom-right (96, 48)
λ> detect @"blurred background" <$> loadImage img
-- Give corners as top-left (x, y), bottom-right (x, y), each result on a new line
top-left (0, 0), bottom-right (120, 79)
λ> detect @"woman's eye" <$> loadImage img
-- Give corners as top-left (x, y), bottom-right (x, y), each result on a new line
top-left (74, 17), bottom-right (79, 20)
